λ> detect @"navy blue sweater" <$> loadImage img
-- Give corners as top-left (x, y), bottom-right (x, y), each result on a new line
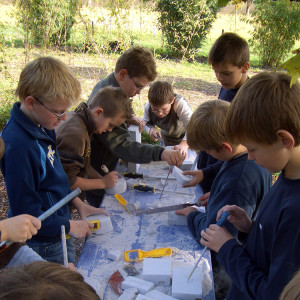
top-left (217, 174), bottom-right (300, 300)
top-left (1, 103), bottom-right (71, 242)
top-left (197, 87), bottom-right (240, 193)
top-left (188, 153), bottom-right (272, 241)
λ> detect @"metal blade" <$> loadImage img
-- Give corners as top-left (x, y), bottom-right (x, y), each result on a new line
top-left (134, 202), bottom-right (197, 216)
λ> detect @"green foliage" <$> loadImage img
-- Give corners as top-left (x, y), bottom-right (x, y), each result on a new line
top-left (277, 51), bottom-right (300, 87)
top-left (248, 0), bottom-right (300, 67)
top-left (156, 0), bottom-right (218, 58)
top-left (15, 0), bottom-right (82, 47)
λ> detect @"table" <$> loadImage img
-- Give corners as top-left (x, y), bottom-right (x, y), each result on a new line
top-left (77, 162), bottom-right (215, 300)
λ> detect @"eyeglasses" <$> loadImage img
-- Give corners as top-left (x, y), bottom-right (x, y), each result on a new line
top-left (150, 105), bottom-right (171, 114)
top-left (127, 73), bottom-right (146, 91)
top-left (34, 97), bottom-right (70, 118)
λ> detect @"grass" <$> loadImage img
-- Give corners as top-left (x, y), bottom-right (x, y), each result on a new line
top-left (0, 2), bottom-right (298, 122)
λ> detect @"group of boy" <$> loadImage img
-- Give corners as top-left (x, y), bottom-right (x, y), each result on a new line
top-left (0, 31), bottom-right (299, 300)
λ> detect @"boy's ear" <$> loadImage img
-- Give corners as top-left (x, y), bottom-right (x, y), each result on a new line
top-left (241, 62), bottom-right (250, 74)
top-left (118, 69), bottom-right (129, 81)
top-left (221, 142), bottom-right (232, 154)
top-left (24, 96), bottom-right (35, 111)
top-left (277, 130), bottom-right (295, 149)
top-left (94, 107), bottom-right (104, 117)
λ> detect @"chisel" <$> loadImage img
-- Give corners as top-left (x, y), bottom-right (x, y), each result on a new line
top-left (187, 211), bottom-right (230, 281)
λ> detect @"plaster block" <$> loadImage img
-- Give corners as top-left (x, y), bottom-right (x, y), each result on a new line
top-left (145, 290), bottom-right (179, 300)
top-left (179, 150), bottom-right (197, 171)
top-left (135, 295), bottom-right (153, 300)
top-left (128, 162), bottom-right (140, 173)
top-left (168, 211), bottom-right (188, 226)
top-left (142, 258), bottom-right (171, 286)
top-left (172, 166), bottom-right (193, 185)
top-left (117, 288), bottom-right (138, 300)
top-left (85, 214), bottom-right (113, 234)
top-left (108, 250), bottom-right (122, 261)
top-left (105, 177), bottom-right (127, 194)
top-left (171, 266), bottom-right (202, 300)
top-left (122, 276), bottom-right (154, 294)
top-left (128, 125), bottom-right (141, 143)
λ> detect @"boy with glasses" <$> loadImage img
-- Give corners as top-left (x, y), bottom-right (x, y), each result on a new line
top-left (143, 81), bottom-right (192, 158)
top-left (86, 46), bottom-right (184, 207)
top-left (0, 57), bottom-right (105, 264)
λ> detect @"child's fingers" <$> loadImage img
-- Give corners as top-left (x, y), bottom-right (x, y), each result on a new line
top-left (29, 215), bottom-right (42, 230)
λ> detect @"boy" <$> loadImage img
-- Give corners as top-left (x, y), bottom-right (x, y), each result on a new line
top-left (0, 261), bottom-right (100, 299)
top-left (143, 81), bottom-right (192, 158)
top-left (86, 46), bottom-right (184, 206)
top-left (201, 72), bottom-right (300, 299)
top-left (184, 32), bottom-right (250, 195)
top-left (176, 100), bottom-right (271, 297)
top-left (1, 57), bottom-right (106, 265)
top-left (56, 86), bottom-right (133, 203)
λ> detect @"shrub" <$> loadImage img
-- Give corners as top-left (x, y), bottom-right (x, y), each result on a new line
top-left (248, 0), bottom-right (300, 67)
top-left (15, 0), bottom-right (82, 47)
top-left (156, 0), bottom-right (218, 58)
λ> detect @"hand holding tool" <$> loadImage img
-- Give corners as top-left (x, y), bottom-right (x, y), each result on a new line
top-left (159, 167), bottom-right (172, 199)
top-left (187, 211), bottom-right (230, 281)
top-left (124, 247), bottom-right (172, 262)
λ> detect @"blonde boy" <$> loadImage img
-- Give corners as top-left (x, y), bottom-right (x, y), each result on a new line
top-left (201, 72), bottom-right (300, 299)
top-left (1, 57), bottom-right (105, 264)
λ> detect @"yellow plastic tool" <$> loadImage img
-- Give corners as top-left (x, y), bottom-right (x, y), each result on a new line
top-left (124, 247), bottom-right (172, 262)
top-left (64, 220), bottom-right (100, 239)
top-left (114, 194), bottom-right (130, 214)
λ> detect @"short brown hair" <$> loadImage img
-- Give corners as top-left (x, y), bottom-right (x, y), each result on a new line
top-left (88, 86), bottom-right (133, 120)
top-left (187, 100), bottom-right (230, 151)
top-left (148, 81), bottom-right (174, 106)
top-left (226, 72), bottom-right (300, 146)
top-left (115, 46), bottom-right (157, 82)
top-left (208, 32), bottom-right (249, 67)
top-left (15, 56), bottom-right (81, 106)
top-left (280, 270), bottom-right (300, 300)
top-left (0, 261), bottom-right (100, 300)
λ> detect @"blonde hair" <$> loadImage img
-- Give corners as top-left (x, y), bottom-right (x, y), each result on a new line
top-left (208, 32), bottom-right (249, 67)
top-left (15, 56), bottom-right (81, 106)
top-left (280, 270), bottom-right (300, 300)
top-left (226, 72), bottom-right (300, 146)
top-left (0, 261), bottom-right (100, 300)
top-left (88, 86), bottom-right (133, 120)
top-left (187, 100), bottom-right (230, 151)
top-left (115, 46), bottom-right (157, 81)
top-left (148, 81), bottom-right (174, 106)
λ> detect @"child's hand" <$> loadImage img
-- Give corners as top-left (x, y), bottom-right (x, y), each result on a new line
top-left (217, 205), bottom-right (253, 233)
top-left (127, 115), bottom-right (145, 132)
top-left (69, 220), bottom-right (94, 238)
top-left (0, 214), bottom-right (41, 242)
top-left (173, 141), bottom-right (188, 159)
top-left (200, 224), bottom-right (234, 252)
top-left (149, 128), bottom-right (161, 142)
top-left (161, 149), bottom-right (184, 167)
top-left (175, 206), bottom-right (197, 216)
top-left (67, 263), bottom-right (78, 272)
top-left (196, 192), bottom-right (210, 207)
top-left (182, 170), bottom-right (204, 187)
top-left (74, 197), bottom-right (109, 219)
top-left (102, 171), bottom-right (118, 189)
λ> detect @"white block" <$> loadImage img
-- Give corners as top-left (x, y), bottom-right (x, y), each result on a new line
top-left (128, 125), bottom-right (141, 143)
top-left (85, 214), bottom-right (113, 234)
top-left (135, 295), bottom-right (153, 300)
top-left (172, 166), bottom-right (193, 185)
top-left (146, 290), bottom-right (179, 300)
top-left (142, 258), bottom-right (171, 286)
top-left (172, 266), bottom-right (202, 300)
top-left (108, 250), bottom-right (122, 261)
top-left (179, 150), bottom-right (197, 171)
top-left (117, 288), bottom-right (138, 300)
top-left (105, 177), bottom-right (127, 194)
top-left (168, 211), bottom-right (188, 226)
top-left (128, 162), bottom-right (140, 173)
top-left (122, 276), bottom-right (154, 294)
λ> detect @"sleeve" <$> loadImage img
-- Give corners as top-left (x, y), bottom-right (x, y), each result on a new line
top-left (98, 124), bottom-right (164, 163)
top-left (217, 214), bottom-right (300, 300)
top-left (174, 97), bottom-right (193, 140)
top-left (2, 141), bottom-right (70, 237)
top-left (56, 130), bottom-right (87, 187)
top-left (187, 211), bottom-right (207, 244)
top-left (201, 160), bottom-right (224, 189)
top-left (143, 102), bottom-right (155, 134)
